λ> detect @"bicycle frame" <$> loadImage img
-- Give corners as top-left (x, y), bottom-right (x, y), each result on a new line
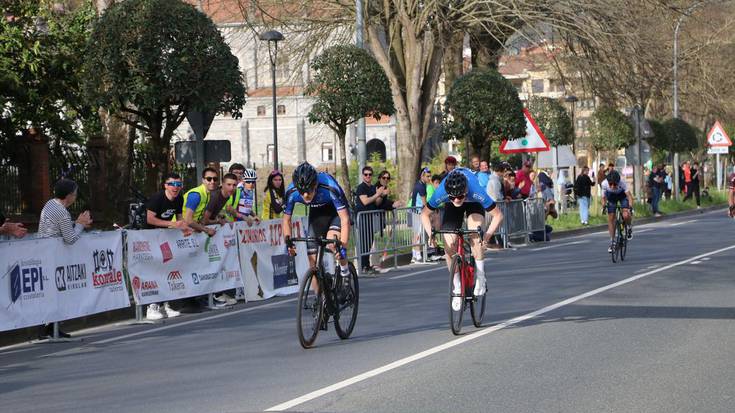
top-left (290, 237), bottom-right (343, 314)
top-left (433, 228), bottom-right (482, 298)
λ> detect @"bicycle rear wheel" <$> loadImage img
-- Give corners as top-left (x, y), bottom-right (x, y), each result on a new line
top-left (610, 221), bottom-right (619, 263)
top-left (335, 263), bottom-right (359, 340)
top-left (449, 255), bottom-right (465, 335)
top-left (297, 269), bottom-right (323, 349)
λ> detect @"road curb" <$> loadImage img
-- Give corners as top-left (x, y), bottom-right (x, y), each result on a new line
top-left (552, 204), bottom-right (726, 240)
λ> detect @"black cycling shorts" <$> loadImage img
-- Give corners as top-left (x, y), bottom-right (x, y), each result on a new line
top-left (440, 202), bottom-right (489, 230)
top-left (307, 205), bottom-right (342, 254)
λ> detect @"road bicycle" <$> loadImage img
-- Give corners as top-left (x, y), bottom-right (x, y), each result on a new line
top-left (608, 205), bottom-right (630, 263)
top-left (433, 227), bottom-right (486, 335)
top-left (290, 236), bottom-right (359, 348)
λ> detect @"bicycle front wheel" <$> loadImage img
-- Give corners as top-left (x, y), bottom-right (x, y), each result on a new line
top-left (335, 263), bottom-right (359, 340)
top-left (619, 224), bottom-right (628, 261)
top-left (449, 255), bottom-right (465, 335)
top-left (297, 269), bottom-right (324, 349)
top-left (611, 223), bottom-right (619, 263)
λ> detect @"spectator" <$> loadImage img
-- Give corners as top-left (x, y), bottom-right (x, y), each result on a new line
top-left (428, 174), bottom-right (444, 260)
top-left (37, 178), bottom-right (93, 339)
top-left (664, 167), bottom-right (673, 200)
top-left (680, 161), bottom-right (689, 195)
top-left (538, 170), bottom-right (557, 219)
top-left (684, 161), bottom-right (701, 208)
top-left (728, 166), bottom-right (735, 218)
top-left (355, 166), bottom-right (387, 273)
top-left (648, 163), bottom-right (666, 216)
top-left (429, 174), bottom-right (442, 198)
top-left (470, 155), bottom-right (480, 172)
top-left (183, 167), bottom-right (220, 236)
top-left (595, 162), bottom-right (607, 186)
top-left (0, 212), bottom-right (27, 238)
top-left (373, 170), bottom-right (403, 270)
top-left (230, 164), bottom-right (259, 224)
top-left (440, 156), bottom-right (458, 180)
top-left (503, 171), bottom-right (521, 200)
top-left (202, 173), bottom-right (240, 306)
top-left (476, 160), bottom-right (490, 188)
top-left (261, 170), bottom-right (285, 220)
top-left (515, 160), bottom-right (534, 199)
top-left (574, 166), bottom-right (594, 225)
top-left (409, 167), bottom-right (431, 263)
top-left (486, 163), bottom-right (504, 202)
top-left (528, 170), bottom-right (538, 198)
top-left (144, 172), bottom-right (191, 320)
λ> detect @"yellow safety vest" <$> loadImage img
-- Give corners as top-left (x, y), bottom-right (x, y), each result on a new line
top-left (182, 184), bottom-right (210, 223)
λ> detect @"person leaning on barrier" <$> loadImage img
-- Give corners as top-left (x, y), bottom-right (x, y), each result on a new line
top-left (37, 178), bottom-right (93, 339)
top-left (485, 163), bottom-right (504, 203)
top-left (515, 160), bottom-right (534, 199)
top-left (372, 170), bottom-right (403, 270)
top-left (355, 166), bottom-right (386, 273)
top-left (261, 170), bottom-right (285, 220)
top-left (183, 167), bottom-right (220, 237)
top-left (0, 211), bottom-right (27, 238)
top-left (143, 172), bottom-right (191, 320)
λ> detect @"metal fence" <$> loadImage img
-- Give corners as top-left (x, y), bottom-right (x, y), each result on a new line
top-left (0, 164), bottom-right (23, 215)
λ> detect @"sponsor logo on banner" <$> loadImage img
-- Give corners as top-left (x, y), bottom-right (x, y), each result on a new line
top-left (167, 271), bottom-right (186, 292)
top-left (175, 237), bottom-right (200, 250)
top-left (271, 254), bottom-right (298, 289)
top-left (92, 249), bottom-right (123, 292)
top-left (160, 242), bottom-right (173, 263)
top-left (7, 260), bottom-right (47, 303)
top-left (132, 276), bottom-right (160, 298)
top-left (223, 233), bottom-right (237, 249)
top-left (55, 264), bottom-right (87, 291)
top-left (206, 238), bottom-right (221, 262)
top-left (132, 241), bottom-right (153, 262)
top-left (191, 272), bottom-right (220, 285)
top-left (239, 228), bottom-right (267, 244)
top-left (225, 270), bottom-right (240, 281)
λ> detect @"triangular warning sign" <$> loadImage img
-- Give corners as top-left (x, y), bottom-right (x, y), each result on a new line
top-left (499, 109), bottom-right (551, 154)
top-left (707, 121), bottom-right (732, 147)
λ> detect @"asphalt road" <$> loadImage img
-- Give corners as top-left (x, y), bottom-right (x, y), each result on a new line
top-left (2, 209), bottom-right (735, 413)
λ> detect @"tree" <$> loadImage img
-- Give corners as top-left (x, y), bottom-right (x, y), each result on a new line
top-left (647, 119), bottom-right (671, 164)
top-left (663, 118), bottom-right (699, 154)
top-left (442, 68), bottom-right (525, 160)
top-left (527, 96), bottom-right (574, 147)
top-left (588, 107), bottom-right (635, 152)
top-left (305, 45), bottom-right (395, 196)
top-left (83, 0), bottom-right (246, 191)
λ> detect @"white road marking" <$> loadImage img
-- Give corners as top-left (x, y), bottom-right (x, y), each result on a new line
top-left (530, 240), bottom-right (584, 251)
top-left (389, 265), bottom-right (443, 280)
top-left (670, 219), bottom-right (698, 227)
top-left (690, 261), bottom-right (702, 265)
top-left (265, 243), bottom-right (735, 412)
top-left (635, 229), bottom-right (653, 234)
top-left (702, 257), bottom-right (712, 261)
top-left (41, 298), bottom-right (298, 357)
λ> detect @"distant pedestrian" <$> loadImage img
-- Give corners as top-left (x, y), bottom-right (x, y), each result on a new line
top-left (648, 164), bottom-right (666, 216)
top-left (728, 166), bottom-right (735, 218)
top-left (684, 161), bottom-right (701, 208)
top-left (409, 167), bottom-right (431, 263)
top-left (574, 166), bottom-right (594, 225)
top-left (262, 170), bottom-right (285, 220)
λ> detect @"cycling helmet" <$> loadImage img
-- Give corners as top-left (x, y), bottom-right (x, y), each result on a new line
top-left (243, 168), bottom-right (257, 182)
top-left (607, 170), bottom-right (621, 185)
top-left (292, 162), bottom-right (317, 193)
top-left (445, 170), bottom-right (468, 198)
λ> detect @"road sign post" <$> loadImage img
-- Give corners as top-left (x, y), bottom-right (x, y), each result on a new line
top-left (706, 121), bottom-right (732, 191)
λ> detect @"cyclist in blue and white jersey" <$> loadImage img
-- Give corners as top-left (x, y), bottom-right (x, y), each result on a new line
top-left (601, 170), bottom-right (634, 252)
top-left (282, 162), bottom-right (351, 279)
top-left (420, 168), bottom-right (504, 306)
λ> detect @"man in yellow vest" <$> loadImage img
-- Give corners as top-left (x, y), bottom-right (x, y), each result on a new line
top-left (183, 167), bottom-right (220, 236)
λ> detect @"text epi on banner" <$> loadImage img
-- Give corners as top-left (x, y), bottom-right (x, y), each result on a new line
top-left (237, 217), bottom-right (310, 301)
top-left (0, 232), bottom-right (129, 332)
top-left (126, 224), bottom-right (244, 306)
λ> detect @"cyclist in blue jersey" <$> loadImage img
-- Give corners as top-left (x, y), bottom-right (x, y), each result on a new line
top-left (420, 168), bottom-right (504, 302)
top-left (283, 162), bottom-right (351, 280)
top-left (601, 170), bottom-right (634, 252)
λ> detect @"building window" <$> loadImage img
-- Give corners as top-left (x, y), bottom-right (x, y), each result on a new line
top-left (531, 79), bottom-right (544, 93)
top-left (321, 143), bottom-right (334, 162)
top-left (277, 104), bottom-right (286, 115)
top-left (266, 144), bottom-right (274, 164)
top-left (257, 105), bottom-right (266, 116)
top-left (550, 80), bottom-right (565, 92)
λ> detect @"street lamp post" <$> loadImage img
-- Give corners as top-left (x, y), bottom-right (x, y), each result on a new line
top-left (260, 30), bottom-right (284, 171)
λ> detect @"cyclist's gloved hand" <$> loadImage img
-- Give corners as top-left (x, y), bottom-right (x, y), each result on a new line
top-left (285, 236), bottom-right (297, 256)
top-left (338, 246), bottom-right (347, 260)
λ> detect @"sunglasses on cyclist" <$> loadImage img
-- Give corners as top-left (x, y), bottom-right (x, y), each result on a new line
top-left (449, 194), bottom-right (466, 201)
top-left (165, 181), bottom-right (183, 187)
top-left (204, 176), bottom-right (219, 182)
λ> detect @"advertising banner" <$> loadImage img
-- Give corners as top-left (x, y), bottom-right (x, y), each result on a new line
top-left (236, 218), bottom-right (310, 301)
top-left (125, 224), bottom-right (243, 306)
top-left (0, 231), bottom-right (129, 332)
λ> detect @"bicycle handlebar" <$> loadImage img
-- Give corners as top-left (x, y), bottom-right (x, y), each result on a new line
top-left (432, 226), bottom-right (484, 238)
top-left (287, 236), bottom-right (342, 248)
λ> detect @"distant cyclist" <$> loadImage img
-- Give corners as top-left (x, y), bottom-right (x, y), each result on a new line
top-left (601, 170), bottom-right (634, 252)
top-left (420, 168), bottom-right (504, 308)
top-left (282, 162), bottom-right (351, 279)
top-left (728, 167), bottom-right (735, 218)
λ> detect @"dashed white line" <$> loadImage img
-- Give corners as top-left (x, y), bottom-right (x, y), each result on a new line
top-left (670, 219), bottom-right (698, 227)
top-left (531, 240), bottom-right (584, 251)
top-left (265, 243), bottom-right (735, 412)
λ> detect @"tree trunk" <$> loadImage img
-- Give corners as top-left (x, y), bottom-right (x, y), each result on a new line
top-left (99, 109), bottom-right (133, 224)
top-left (443, 30), bottom-right (465, 91)
top-left (336, 128), bottom-right (352, 197)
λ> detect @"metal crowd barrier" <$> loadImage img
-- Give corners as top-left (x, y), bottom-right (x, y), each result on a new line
top-left (485, 198), bottom-right (547, 247)
top-left (353, 207), bottom-right (427, 276)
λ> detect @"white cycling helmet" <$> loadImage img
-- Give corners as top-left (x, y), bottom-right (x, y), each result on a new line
top-left (243, 168), bottom-right (257, 182)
